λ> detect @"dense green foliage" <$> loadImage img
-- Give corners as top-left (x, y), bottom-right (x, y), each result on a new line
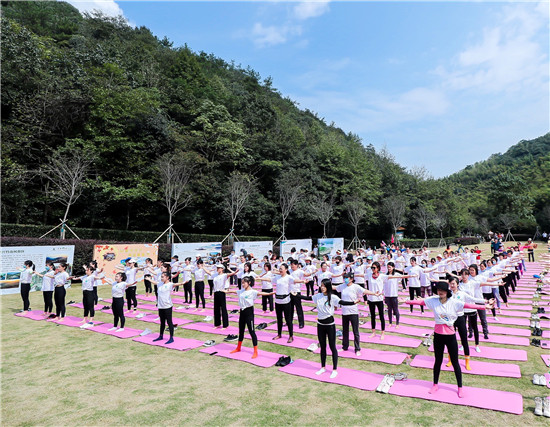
top-left (1, 2), bottom-right (548, 242)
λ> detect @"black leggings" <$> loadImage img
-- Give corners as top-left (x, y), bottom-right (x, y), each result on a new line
top-left (433, 332), bottom-right (462, 387)
top-left (158, 307), bottom-right (174, 338)
top-left (112, 297), bottom-right (125, 328)
top-left (466, 311), bottom-right (479, 345)
top-left (528, 251), bottom-right (535, 262)
top-left (54, 286), bottom-right (66, 318)
top-left (385, 296), bottom-right (400, 325)
top-left (409, 287), bottom-right (424, 312)
top-left (262, 288), bottom-right (274, 311)
top-left (213, 291), bottom-right (228, 328)
top-left (368, 300), bottom-right (385, 331)
top-left (318, 320), bottom-right (338, 369)
top-left (83, 290), bottom-right (95, 317)
top-left (154, 285), bottom-right (158, 302)
top-left (454, 315), bottom-right (470, 356)
top-left (305, 281), bottom-right (315, 297)
top-left (342, 314), bottom-right (360, 352)
top-left (483, 292), bottom-right (495, 317)
top-left (195, 281), bottom-right (205, 308)
top-left (20, 283), bottom-right (31, 311)
top-left (173, 275), bottom-right (179, 293)
top-left (275, 302), bottom-right (293, 337)
top-left (498, 285), bottom-right (508, 303)
top-left (238, 306), bottom-right (257, 345)
top-left (183, 280), bottom-right (192, 303)
top-left (144, 278), bottom-right (152, 294)
top-left (93, 286), bottom-right (98, 305)
top-left (290, 293), bottom-right (305, 327)
top-left (420, 287), bottom-right (432, 298)
top-left (43, 291), bottom-right (53, 313)
top-left (125, 287), bottom-right (137, 310)
top-left (208, 280), bottom-right (214, 296)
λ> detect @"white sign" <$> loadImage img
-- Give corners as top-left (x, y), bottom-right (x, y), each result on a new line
top-left (318, 238), bottom-right (344, 257)
top-left (280, 239), bottom-right (312, 259)
top-left (233, 241), bottom-right (273, 258)
top-left (172, 242), bottom-right (222, 260)
top-left (0, 245), bottom-right (75, 295)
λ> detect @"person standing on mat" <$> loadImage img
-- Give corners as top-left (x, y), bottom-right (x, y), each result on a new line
top-left (404, 257), bottom-right (423, 314)
top-left (272, 263), bottom-right (296, 343)
top-left (405, 282), bottom-right (493, 398)
top-left (299, 279), bottom-right (357, 378)
top-left (69, 265), bottom-right (97, 329)
top-left (226, 276), bottom-right (275, 358)
top-left (89, 260), bottom-right (104, 306)
top-left (53, 263), bottom-right (70, 321)
top-left (289, 260), bottom-right (309, 329)
top-left (19, 260), bottom-right (35, 312)
top-left (105, 272), bottom-right (128, 332)
top-left (34, 261), bottom-right (56, 317)
top-left (258, 263), bottom-right (274, 313)
top-left (383, 262), bottom-right (413, 329)
top-left (142, 258), bottom-right (154, 298)
top-left (193, 259), bottom-right (208, 311)
top-left (209, 264), bottom-right (238, 329)
top-left (116, 259), bottom-right (139, 312)
top-left (150, 271), bottom-right (176, 344)
top-left (337, 272), bottom-right (381, 356)
top-left (181, 257), bottom-right (194, 304)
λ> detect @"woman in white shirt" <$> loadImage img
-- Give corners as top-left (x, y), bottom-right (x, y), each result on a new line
top-left (226, 276), bottom-right (275, 359)
top-left (209, 264), bottom-right (238, 328)
top-left (116, 259), bottom-right (139, 312)
top-left (106, 272), bottom-right (128, 332)
top-left (34, 261), bottom-right (55, 316)
top-left (150, 271), bottom-right (176, 344)
top-left (303, 258), bottom-right (316, 297)
top-left (89, 260), bottom-right (104, 305)
top-left (299, 279), bottom-right (357, 378)
top-left (258, 263), bottom-right (274, 313)
top-left (69, 265), bottom-right (97, 328)
top-left (181, 258), bottom-right (194, 304)
top-left (272, 263), bottom-right (295, 343)
top-left (384, 262), bottom-right (413, 329)
top-left (142, 258), bottom-right (154, 298)
top-left (19, 260), bottom-right (35, 312)
top-left (193, 259), bottom-right (207, 310)
top-left (53, 263), bottom-right (70, 320)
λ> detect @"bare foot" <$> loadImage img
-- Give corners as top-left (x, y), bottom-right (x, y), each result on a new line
top-left (395, 325), bottom-right (400, 329)
top-left (369, 332), bottom-right (376, 338)
top-left (380, 333), bottom-right (385, 341)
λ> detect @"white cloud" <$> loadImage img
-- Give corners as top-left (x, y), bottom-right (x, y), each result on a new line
top-left (251, 22), bottom-right (302, 48)
top-left (65, 0), bottom-right (125, 18)
top-left (293, 1), bottom-right (331, 21)
top-left (435, 2), bottom-right (548, 94)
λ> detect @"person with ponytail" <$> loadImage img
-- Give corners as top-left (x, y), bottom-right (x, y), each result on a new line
top-left (89, 260), bottom-right (104, 305)
top-left (299, 279), bottom-right (358, 378)
top-left (53, 263), bottom-right (70, 320)
top-left (19, 260), bottom-right (35, 312)
top-left (34, 261), bottom-right (55, 316)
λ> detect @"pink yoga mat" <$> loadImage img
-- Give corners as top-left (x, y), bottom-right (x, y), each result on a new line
top-left (48, 316), bottom-right (104, 328)
top-left (486, 316), bottom-right (530, 326)
top-left (360, 323), bottom-right (433, 338)
top-left (101, 309), bottom-right (152, 318)
top-left (14, 310), bottom-right (49, 321)
top-left (542, 354), bottom-right (550, 367)
top-left (496, 309), bottom-right (531, 318)
top-left (388, 378), bottom-right (523, 415)
top-left (467, 334), bottom-right (529, 347)
top-left (410, 355), bottom-right (521, 378)
top-left (136, 303), bottom-right (158, 311)
top-left (87, 323), bottom-right (143, 338)
top-left (265, 323), bottom-right (423, 348)
top-left (68, 303), bottom-right (104, 310)
top-left (199, 343), bottom-right (284, 368)
top-left (314, 346), bottom-right (408, 365)
top-left (136, 294), bottom-right (157, 302)
top-left (543, 330), bottom-right (550, 338)
top-left (135, 316), bottom-right (195, 326)
top-left (428, 344), bottom-right (527, 362)
top-left (278, 358), bottom-right (385, 391)
top-left (132, 334), bottom-right (203, 351)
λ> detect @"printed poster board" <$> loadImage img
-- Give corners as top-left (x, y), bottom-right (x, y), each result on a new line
top-left (318, 238), bottom-right (344, 257)
top-left (172, 242), bottom-right (222, 260)
top-left (233, 241), bottom-right (273, 259)
top-left (280, 239), bottom-right (313, 259)
top-left (93, 243), bottom-right (158, 282)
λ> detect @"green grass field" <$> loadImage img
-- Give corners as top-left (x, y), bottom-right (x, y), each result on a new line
top-left (2, 243), bottom-right (549, 426)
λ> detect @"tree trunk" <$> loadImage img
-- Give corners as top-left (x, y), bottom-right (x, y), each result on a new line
top-left (322, 222), bottom-right (327, 239)
top-left (126, 206), bottom-right (130, 230)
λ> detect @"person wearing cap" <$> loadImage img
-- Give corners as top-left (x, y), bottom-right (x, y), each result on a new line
top-left (115, 258), bottom-right (140, 312)
top-left (193, 259), bottom-right (208, 311)
top-left (405, 281), bottom-right (493, 398)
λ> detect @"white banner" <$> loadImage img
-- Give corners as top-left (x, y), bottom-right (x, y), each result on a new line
top-left (280, 239), bottom-right (312, 259)
top-left (318, 238), bottom-right (344, 257)
top-left (0, 245), bottom-right (75, 295)
top-left (233, 241), bottom-right (273, 258)
top-left (172, 242), bottom-right (222, 260)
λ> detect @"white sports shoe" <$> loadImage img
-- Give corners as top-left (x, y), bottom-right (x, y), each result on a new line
top-left (376, 374), bottom-right (389, 393)
top-left (116, 328), bottom-right (125, 332)
top-left (475, 346), bottom-right (481, 353)
top-left (535, 397), bottom-right (543, 416)
top-left (330, 370), bottom-right (338, 379)
top-left (108, 327), bottom-right (118, 331)
top-left (355, 351), bottom-right (361, 357)
top-left (315, 368), bottom-right (326, 375)
top-left (381, 375), bottom-right (395, 393)
top-left (543, 397), bottom-right (550, 417)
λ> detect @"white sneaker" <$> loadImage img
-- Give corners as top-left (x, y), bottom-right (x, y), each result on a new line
top-left (355, 351), bottom-right (361, 357)
top-left (136, 313), bottom-right (146, 319)
top-left (382, 375), bottom-right (395, 393)
top-left (531, 320), bottom-right (536, 328)
top-left (535, 320), bottom-right (541, 329)
top-left (330, 370), bottom-right (338, 379)
top-left (543, 397), bottom-right (550, 417)
top-left (493, 317), bottom-right (499, 321)
top-left (535, 397), bottom-right (543, 416)
top-left (315, 368), bottom-right (326, 375)
top-left (108, 327), bottom-right (118, 331)
top-left (533, 374), bottom-right (541, 385)
top-left (376, 375), bottom-right (389, 392)
top-left (116, 328), bottom-right (125, 332)
top-left (98, 297), bottom-right (103, 301)
top-left (475, 346), bottom-right (481, 353)
top-left (458, 346), bottom-right (464, 351)
top-left (539, 375), bottom-right (547, 387)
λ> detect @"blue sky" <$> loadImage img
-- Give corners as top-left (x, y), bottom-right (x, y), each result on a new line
top-left (67, 1), bottom-right (549, 178)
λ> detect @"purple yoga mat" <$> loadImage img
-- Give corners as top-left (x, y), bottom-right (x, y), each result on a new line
top-left (428, 344), bottom-right (527, 362)
top-left (266, 323), bottom-right (422, 348)
top-left (314, 345), bottom-right (408, 365)
top-left (410, 354), bottom-right (521, 378)
top-left (388, 378), bottom-right (523, 415)
top-left (87, 323), bottom-right (142, 338)
top-left (199, 343), bottom-right (283, 368)
top-left (278, 358), bottom-right (385, 391)
top-left (542, 354), bottom-right (550, 367)
top-left (132, 334), bottom-right (203, 351)
top-left (48, 316), bottom-right (104, 328)
top-left (14, 310), bottom-right (48, 321)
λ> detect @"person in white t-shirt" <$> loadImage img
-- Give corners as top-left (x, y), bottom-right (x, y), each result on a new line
top-left (384, 262), bottom-right (414, 328)
top-left (53, 263), bottom-right (70, 320)
top-left (180, 258), bottom-right (194, 304)
top-left (303, 257), bottom-right (316, 296)
top-left (68, 265), bottom-right (98, 328)
top-left (193, 259), bottom-right (208, 310)
top-left (257, 262), bottom-right (274, 312)
top-left (405, 257), bottom-right (424, 314)
top-left (149, 271), bottom-right (176, 344)
top-left (34, 261), bottom-right (56, 316)
top-left (105, 272), bottom-right (128, 332)
top-left (225, 276), bottom-right (275, 359)
top-left (19, 260), bottom-right (35, 312)
top-left (272, 263), bottom-right (295, 343)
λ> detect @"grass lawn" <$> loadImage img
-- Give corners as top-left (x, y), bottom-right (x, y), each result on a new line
top-left (1, 242), bottom-right (549, 426)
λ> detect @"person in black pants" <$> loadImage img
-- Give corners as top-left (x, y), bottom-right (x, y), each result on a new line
top-left (19, 260), bottom-right (35, 312)
top-left (210, 264), bottom-right (238, 328)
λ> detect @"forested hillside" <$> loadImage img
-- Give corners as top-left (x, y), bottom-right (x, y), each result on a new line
top-left (1, 1), bottom-right (548, 240)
